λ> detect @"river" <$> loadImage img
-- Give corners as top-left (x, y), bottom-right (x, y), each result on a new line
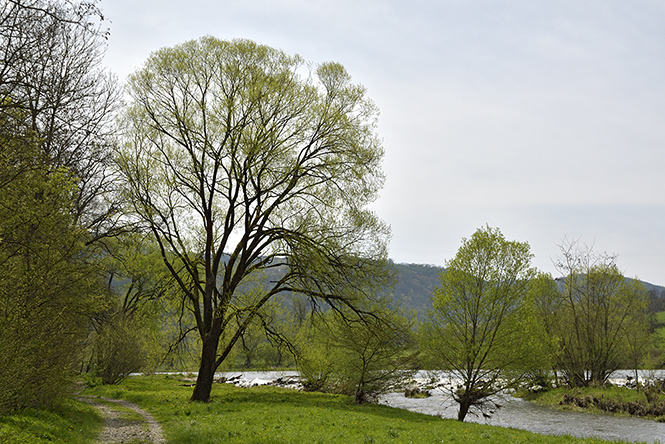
top-left (213, 370), bottom-right (665, 443)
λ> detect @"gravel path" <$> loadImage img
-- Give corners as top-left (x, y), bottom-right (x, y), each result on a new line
top-left (80, 396), bottom-right (166, 444)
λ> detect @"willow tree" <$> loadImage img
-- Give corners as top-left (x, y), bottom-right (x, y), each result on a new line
top-left (117, 37), bottom-right (391, 402)
top-left (421, 226), bottom-right (539, 421)
top-left (552, 240), bottom-right (649, 387)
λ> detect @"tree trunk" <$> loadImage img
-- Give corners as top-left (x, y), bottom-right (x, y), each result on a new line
top-left (354, 387), bottom-right (365, 404)
top-left (191, 336), bottom-right (219, 402)
top-left (457, 397), bottom-right (471, 421)
top-left (568, 368), bottom-right (586, 388)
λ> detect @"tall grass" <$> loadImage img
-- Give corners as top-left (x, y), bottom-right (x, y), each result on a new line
top-left (0, 398), bottom-right (102, 444)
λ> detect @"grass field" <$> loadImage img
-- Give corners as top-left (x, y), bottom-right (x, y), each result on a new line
top-left (0, 398), bottom-right (102, 444)
top-left (81, 375), bottom-right (640, 444)
top-left (654, 311), bottom-right (665, 344)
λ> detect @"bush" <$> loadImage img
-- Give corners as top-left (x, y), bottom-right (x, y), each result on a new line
top-left (0, 309), bottom-right (84, 414)
top-left (91, 316), bottom-right (149, 385)
top-left (297, 309), bottom-right (417, 403)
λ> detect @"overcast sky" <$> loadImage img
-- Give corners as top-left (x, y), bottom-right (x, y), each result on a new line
top-left (101, 0), bottom-right (665, 285)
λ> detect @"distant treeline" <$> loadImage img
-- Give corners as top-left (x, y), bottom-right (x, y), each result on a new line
top-left (390, 262), bottom-right (665, 317)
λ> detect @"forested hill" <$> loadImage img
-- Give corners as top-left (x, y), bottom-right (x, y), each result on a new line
top-left (390, 262), bottom-right (443, 314)
top-left (390, 262), bottom-right (665, 315)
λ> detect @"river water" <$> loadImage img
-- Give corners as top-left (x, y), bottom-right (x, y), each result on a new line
top-left (380, 390), bottom-right (665, 443)
top-left (212, 370), bottom-right (665, 443)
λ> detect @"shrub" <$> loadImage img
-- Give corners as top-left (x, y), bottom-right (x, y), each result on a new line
top-left (91, 316), bottom-right (149, 385)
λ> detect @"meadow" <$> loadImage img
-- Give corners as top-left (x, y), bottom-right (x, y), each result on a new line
top-left (3, 374), bottom-right (658, 443)
top-left (79, 375), bottom-right (640, 444)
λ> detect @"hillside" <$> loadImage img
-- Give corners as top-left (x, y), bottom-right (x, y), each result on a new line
top-left (391, 262), bottom-right (665, 316)
top-left (195, 258), bottom-right (665, 316)
top-left (389, 262), bottom-right (443, 314)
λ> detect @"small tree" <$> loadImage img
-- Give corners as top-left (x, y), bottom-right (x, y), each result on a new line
top-left (299, 305), bottom-right (417, 403)
top-left (553, 239), bottom-right (650, 387)
top-left (421, 226), bottom-right (539, 421)
top-left (88, 234), bottom-right (186, 382)
top-left (528, 272), bottom-right (564, 387)
top-left (91, 314), bottom-right (149, 385)
top-left (622, 287), bottom-right (652, 385)
top-left (340, 312), bottom-right (417, 404)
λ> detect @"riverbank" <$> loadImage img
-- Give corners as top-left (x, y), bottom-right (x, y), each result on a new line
top-left (524, 385), bottom-right (665, 421)
top-left (80, 374), bottom-right (638, 443)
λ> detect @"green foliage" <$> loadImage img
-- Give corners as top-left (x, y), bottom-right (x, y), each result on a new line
top-left (0, 0), bottom-right (119, 412)
top-left (297, 325), bottom-right (336, 392)
top-left (298, 304), bottom-right (418, 404)
top-left (651, 311), bottom-right (665, 368)
top-left (118, 36), bottom-right (392, 401)
top-left (421, 226), bottom-right (541, 421)
top-left (622, 282), bottom-right (655, 381)
top-left (549, 240), bottom-right (651, 386)
top-left (91, 315), bottom-right (150, 385)
top-left (83, 375), bottom-right (627, 444)
top-left (523, 272), bottom-right (563, 387)
top-left (0, 110), bottom-right (104, 412)
top-left (85, 235), bottom-right (182, 382)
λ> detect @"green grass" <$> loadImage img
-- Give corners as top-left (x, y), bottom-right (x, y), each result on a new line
top-left (0, 398), bottom-right (103, 444)
top-left (654, 311), bottom-right (665, 344)
top-left (655, 310), bottom-right (665, 324)
top-left (527, 386), bottom-right (665, 420)
top-left (531, 385), bottom-right (648, 405)
top-left (84, 375), bottom-right (639, 444)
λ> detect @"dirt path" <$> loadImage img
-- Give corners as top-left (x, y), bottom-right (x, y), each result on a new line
top-left (80, 396), bottom-right (166, 444)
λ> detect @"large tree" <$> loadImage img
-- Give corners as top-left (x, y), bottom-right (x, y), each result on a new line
top-left (117, 37), bottom-right (392, 402)
top-left (0, 0), bottom-right (121, 240)
top-left (421, 226), bottom-right (539, 421)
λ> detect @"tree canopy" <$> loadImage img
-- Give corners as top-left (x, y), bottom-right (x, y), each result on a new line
top-left (117, 37), bottom-right (392, 401)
